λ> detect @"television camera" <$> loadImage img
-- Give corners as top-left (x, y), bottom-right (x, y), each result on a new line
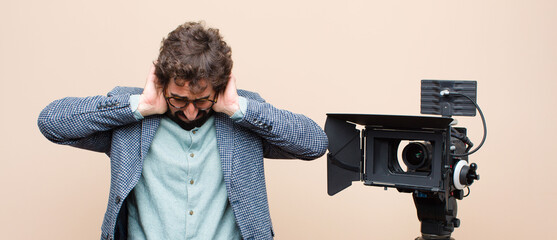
top-left (325, 80), bottom-right (486, 240)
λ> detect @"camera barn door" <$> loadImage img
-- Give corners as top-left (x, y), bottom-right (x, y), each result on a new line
top-left (325, 115), bottom-right (363, 196)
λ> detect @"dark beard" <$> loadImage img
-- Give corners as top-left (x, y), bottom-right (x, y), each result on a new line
top-left (165, 109), bottom-right (214, 131)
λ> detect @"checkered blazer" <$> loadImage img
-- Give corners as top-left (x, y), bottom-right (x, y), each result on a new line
top-left (38, 87), bottom-right (328, 240)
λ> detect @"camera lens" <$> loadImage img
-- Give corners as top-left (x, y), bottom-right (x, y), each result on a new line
top-left (402, 142), bottom-right (432, 171)
top-left (405, 144), bottom-right (425, 165)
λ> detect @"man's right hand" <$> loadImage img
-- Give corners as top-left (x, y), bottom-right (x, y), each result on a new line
top-left (137, 63), bottom-right (167, 116)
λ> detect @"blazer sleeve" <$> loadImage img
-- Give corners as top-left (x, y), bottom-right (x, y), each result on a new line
top-left (37, 87), bottom-right (142, 154)
top-left (235, 90), bottom-right (329, 160)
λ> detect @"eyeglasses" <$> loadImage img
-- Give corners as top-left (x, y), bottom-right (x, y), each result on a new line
top-left (165, 95), bottom-right (217, 111)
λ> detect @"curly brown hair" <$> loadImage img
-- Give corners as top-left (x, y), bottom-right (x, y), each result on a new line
top-left (154, 21), bottom-right (233, 93)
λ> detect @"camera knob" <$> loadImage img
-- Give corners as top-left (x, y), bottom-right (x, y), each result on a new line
top-left (452, 218), bottom-right (461, 228)
top-left (466, 163), bottom-right (480, 185)
top-left (453, 161), bottom-right (480, 190)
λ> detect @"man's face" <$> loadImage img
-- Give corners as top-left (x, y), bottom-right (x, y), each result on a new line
top-left (164, 79), bottom-right (217, 130)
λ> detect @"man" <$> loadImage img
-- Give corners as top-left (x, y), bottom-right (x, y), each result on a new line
top-left (38, 21), bottom-right (328, 240)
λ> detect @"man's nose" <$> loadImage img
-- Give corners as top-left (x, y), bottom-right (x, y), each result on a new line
top-left (184, 103), bottom-right (198, 120)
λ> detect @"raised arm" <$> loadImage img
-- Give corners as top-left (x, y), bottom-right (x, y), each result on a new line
top-left (37, 88), bottom-right (141, 153)
top-left (239, 94), bottom-right (328, 160)
top-left (37, 64), bottom-right (165, 153)
top-left (213, 75), bottom-right (328, 160)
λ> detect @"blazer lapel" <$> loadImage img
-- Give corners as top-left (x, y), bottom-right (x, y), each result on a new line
top-left (121, 115), bottom-right (161, 194)
top-left (215, 113), bottom-right (234, 187)
top-left (140, 115), bottom-right (161, 159)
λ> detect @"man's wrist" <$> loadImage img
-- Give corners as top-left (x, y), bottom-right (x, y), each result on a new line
top-left (222, 104), bottom-right (240, 117)
top-left (230, 97), bottom-right (247, 121)
top-left (129, 95), bottom-right (144, 120)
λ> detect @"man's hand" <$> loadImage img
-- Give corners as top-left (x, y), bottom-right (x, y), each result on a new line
top-left (137, 63), bottom-right (167, 116)
top-left (213, 74), bottom-right (240, 117)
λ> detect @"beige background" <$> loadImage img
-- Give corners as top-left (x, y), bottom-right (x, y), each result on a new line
top-left (1, 0), bottom-right (556, 239)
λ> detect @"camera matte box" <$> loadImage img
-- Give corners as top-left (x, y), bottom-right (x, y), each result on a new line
top-left (325, 114), bottom-right (453, 195)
